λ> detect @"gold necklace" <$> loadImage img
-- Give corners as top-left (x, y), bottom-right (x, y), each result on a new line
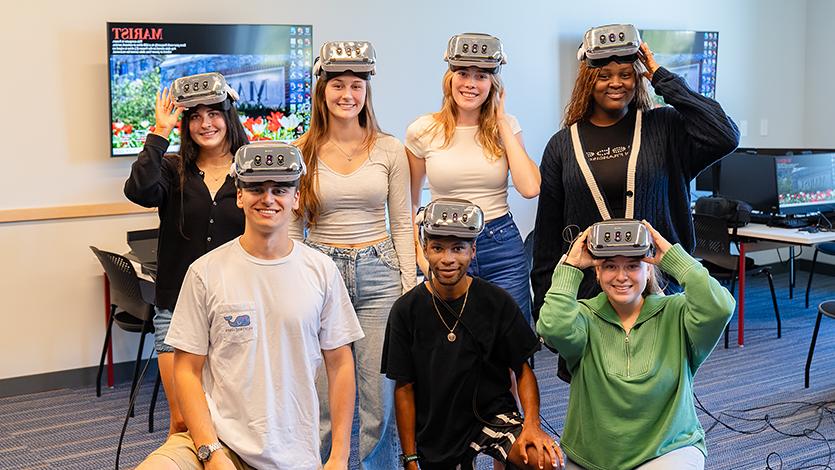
top-left (199, 156), bottom-right (232, 183)
top-left (329, 139), bottom-right (361, 162)
top-left (430, 283), bottom-right (469, 342)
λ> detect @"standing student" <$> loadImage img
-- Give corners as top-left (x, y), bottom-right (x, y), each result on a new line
top-left (136, 142), bottom-right (362, 470)
top-left (124, 73), bottom-right (248, 437)
top-left (291, 41), bottom-right (415, 469)
top-left (531, 24), bottom-right (739, 318)
top-left (537, 221), bottom-right (734, 469)
top-left (406, 33), bottom-right (540, 322)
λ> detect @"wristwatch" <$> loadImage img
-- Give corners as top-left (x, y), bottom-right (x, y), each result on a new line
top-left (400, 452), bottom-right (420, 467)
top-left (196, 442), bottom-right (223, 462)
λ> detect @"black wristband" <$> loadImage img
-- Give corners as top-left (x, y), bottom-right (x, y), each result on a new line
top-left (400, 453), bottom-right (420, 467)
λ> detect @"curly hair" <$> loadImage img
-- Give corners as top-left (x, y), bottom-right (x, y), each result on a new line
top-left (562, 61), bottom-right (654, 128)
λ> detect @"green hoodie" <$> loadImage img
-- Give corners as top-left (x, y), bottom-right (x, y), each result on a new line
top-left (536, 244), bottom-right (735, 470)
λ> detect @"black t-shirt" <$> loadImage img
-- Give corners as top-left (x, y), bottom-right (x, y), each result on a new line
top-left (578, 107), bottom-right (637, 218)
top-left (381, 278), bottom-right (540, 463)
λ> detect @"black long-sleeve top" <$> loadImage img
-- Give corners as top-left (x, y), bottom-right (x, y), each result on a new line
top-left (124, 133), bottom-right (244, 310)
top-left (531, 67), bottom-right (740, 319)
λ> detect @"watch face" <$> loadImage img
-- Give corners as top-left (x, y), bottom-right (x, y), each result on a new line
top-left (197, 445), bottom-right (210, 461)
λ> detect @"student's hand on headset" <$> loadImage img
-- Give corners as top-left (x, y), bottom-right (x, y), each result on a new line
top-left (637, 42), bottom-right (660, 81)
top-left (152, 87), bottom-right (184, 139)
top-left (564, 228), bottom-right (601, 270)
top-left (640, 220), bottom-right (672, 265)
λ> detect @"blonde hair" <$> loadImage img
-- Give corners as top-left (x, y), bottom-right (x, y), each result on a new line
top-left (294, 74), bottom-right (385, 227)
top-left (421, 69), bottom-right (506, 162)
top-left (563, 61), bottom-right (654, 128)
top-left (643, 264), bottom-right (665, 296)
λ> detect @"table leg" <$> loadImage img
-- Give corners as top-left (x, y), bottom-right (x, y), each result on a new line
top-left (104, 274), bottom-right (114, 388)
top-left (789, 246), bottom-right (795, 299)
top-left (738, 242), bottom-right (746, 347)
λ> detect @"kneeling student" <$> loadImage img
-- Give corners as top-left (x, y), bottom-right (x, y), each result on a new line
top-left (537, 221), bottom-right (734, 469)
top-left (137, 142), bottom-right (363, 470)
top-left (382, 198), bottom-right (563, 470)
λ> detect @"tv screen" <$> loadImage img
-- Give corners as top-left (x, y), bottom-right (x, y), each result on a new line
top-left (776, 152), bottom-right (835, 215)
top-left (108, 22), bottom-right (313, 157)
top-left (639, 30), bottom-right (718, 104)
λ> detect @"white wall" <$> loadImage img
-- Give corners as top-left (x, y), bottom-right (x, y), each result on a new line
top-left (803, 0), bottom-right (835, 148)
top-left (0, 0), bottom-right (826, 380)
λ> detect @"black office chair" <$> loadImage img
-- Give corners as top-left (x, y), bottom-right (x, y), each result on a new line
top-left (804, 242), bottom-right (835, 308)
top-left (804, 300), bottom-right (835, 388)
top-left (90, 246), bottom-right (162, 432)
top-left (692, 214), bottom-right (781, 348)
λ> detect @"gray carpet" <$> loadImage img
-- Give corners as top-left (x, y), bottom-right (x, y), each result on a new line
top-left (2, 270), bottom-right (835, 469)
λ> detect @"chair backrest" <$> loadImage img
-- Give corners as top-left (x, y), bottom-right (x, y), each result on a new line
top-left (693, 213), bottom-right (738, 271)
top-left (90, 246), bottom-right (154, 322)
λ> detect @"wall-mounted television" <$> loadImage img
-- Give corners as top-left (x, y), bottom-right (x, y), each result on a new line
top-left (108, 22), bottom-right (313, 157)
top-left (639, 30), bottom-right (718, 104)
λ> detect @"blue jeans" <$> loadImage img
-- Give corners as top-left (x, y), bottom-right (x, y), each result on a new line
top-left (305, 238), bottom-right (401, 470)
top-left (153, 306), bottom-right (174, 353)
top-left (468, 213), bottom-right (532, 324)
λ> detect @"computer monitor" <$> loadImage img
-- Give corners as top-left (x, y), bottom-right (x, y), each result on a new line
top-left (776, 152), bottom-right (835, 215)
top-left (717, 152), bottom-right (779, 214)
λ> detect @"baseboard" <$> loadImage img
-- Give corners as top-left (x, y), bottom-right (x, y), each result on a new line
top-left (0, 359), bottom-right (159, 398)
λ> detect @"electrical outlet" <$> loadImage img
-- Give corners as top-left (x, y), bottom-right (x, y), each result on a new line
top-left (760, 119), bottom-right (768, 136)
top-left (739, 120), bottom-right (748, 137)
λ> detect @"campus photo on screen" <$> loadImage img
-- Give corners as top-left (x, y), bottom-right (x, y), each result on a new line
top-left (108, 22), bottom-right (313, 156)
top-left (776, 153), bottom-right (835, 211)
top-left (640, 29), bottom-right (718, 105)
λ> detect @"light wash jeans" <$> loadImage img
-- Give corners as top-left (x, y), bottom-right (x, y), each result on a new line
top-left (305, 238), bottom-right (401, 470)
top-left (468, 212), bottom-right (532, 324)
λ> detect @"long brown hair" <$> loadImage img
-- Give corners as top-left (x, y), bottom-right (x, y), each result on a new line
top-left (562, 61), bottom-right (654, 128)
top-left (169, 101), bottom-right (249, 239)
top-left (294, 73), bottom-right (384, 227)
top-left (421, 69), bottom-right (506, 162)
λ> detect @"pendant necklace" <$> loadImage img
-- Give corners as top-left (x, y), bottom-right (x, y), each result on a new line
top-left (430, 284), bottom-right (469, 342)
top-left (330, 139), bottom-right (360, 162)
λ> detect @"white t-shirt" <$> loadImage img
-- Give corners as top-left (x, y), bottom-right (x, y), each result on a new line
top-left (166, 238), bottom-right (364, 469)
top-left (405, 114), bottom-right (522, 221)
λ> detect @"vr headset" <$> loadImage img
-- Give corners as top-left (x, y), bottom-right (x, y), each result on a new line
top-left (232, 142), bottom-right (306, 184)
top-left (444, 33), bottom-right (506, 74)
top-left (313, 41), bottom-right (376, 78)
top-left (170, 72), bottom-right (239, 109)
top-left (587, 219), bottom-right (653, 258)
top-left (416, 198), bottom-right (485, 241)
top-left (577, 24), bottom-right (641, 68)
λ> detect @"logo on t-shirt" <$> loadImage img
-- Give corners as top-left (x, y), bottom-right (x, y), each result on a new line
top-left (223, 315), bottom-right (251, 328)
top-left (586, 145), bottom-right (631, 162)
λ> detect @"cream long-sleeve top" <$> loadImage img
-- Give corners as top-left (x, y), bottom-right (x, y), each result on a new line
top-left (290, 135), bottom-right (417, 292)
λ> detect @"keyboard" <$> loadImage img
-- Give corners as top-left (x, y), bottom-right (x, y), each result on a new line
top-left (749, 212), bottom-right (814, 228)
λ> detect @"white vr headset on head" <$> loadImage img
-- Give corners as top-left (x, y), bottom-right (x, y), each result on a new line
top-left (444, 33), bottom-right (506, 73)
top-left (587, 219), bottom-right (653, 258)
top-left (170, 72), bottom-right (239, 109)
top-left (416, 198), bottom-right (485, 242)
top-left (312, 41), bottom-right (376, 78)
top-left (232, 142), bottom-right (306, 184)
top-left (577, 24), bottom-right (641, 68)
